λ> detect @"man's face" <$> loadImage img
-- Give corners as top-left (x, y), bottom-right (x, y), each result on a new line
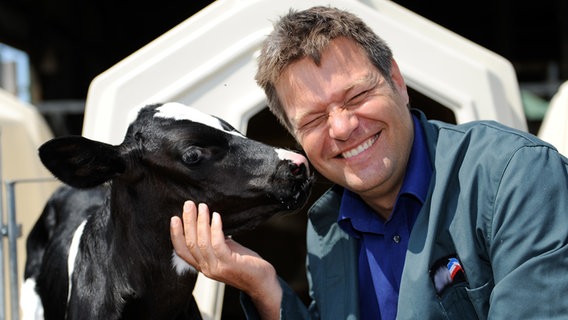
top-left (275, 37), bottom-right (413, 209)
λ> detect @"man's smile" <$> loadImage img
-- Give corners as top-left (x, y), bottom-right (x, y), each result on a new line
top-left (341, 133), bottom-right (380, 159)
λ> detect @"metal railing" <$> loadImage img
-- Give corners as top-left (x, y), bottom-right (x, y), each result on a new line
top-left (1, 50), bottom-right (56, 318)
top-left (0, 175), bottom-right (55, 320)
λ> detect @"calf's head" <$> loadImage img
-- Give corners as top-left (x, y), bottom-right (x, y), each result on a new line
top-left (39, 102), bottom-right (313, 234)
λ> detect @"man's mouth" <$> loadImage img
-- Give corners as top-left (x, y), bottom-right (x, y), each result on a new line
top-left (341, 133), bottom-right (379, 159)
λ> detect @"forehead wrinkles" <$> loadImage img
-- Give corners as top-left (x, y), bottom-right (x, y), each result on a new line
top-left (153, 102), bottom-right (243, 137)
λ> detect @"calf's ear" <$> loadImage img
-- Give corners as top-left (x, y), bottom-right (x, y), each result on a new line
top-left (39, 136), bottom-right (125, 188)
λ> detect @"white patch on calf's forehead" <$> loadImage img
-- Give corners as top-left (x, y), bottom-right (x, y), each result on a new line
top-left (155, 103), bottom-right (221, 128)
top-left (154, 102), bottom-right (243, 137)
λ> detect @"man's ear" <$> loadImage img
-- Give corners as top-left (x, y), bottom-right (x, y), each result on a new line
top-left (390, 59), bottom-right (409, 105)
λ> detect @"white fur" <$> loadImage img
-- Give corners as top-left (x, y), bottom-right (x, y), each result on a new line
top-left (171, 250), bottom-right (197, 275)
top-left (276, 148), bottom-right (309, 173)
top-left (20, 278), bottom-right (44, 320)
top-left (67, 220), bottom-right (87, 304)
top-left (155, 102), bottom-right (244, 137)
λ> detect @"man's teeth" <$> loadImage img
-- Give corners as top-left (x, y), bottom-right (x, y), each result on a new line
top-left (342, 135), bottom-right (378, 159)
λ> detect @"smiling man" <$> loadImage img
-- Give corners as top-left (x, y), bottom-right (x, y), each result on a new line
top-left (170, 6), bottom-right (568, 320)
top-left (276, 37), bottom-right (414, 221)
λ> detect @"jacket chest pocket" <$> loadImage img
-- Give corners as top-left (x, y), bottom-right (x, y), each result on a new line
top-left (438, 282), bottom-right (479, 320)
top-left (437, 278), bottom-right (493, 320)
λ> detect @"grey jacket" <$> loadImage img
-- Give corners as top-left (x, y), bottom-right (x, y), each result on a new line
top-left (244, 111), bottom-right (568, 319)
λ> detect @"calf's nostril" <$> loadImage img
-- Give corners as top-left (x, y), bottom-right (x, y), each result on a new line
top-left (276, 149), bottom-right (310, 176)
top-left (289, 162), bottom-right (307, 177)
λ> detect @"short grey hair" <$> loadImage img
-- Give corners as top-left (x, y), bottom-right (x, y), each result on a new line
top-left (255, 6), bottom-right (394, 134)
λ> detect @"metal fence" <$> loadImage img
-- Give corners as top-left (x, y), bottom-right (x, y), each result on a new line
top-left (0, 128), bottom-right (55, 320)
top-left (1, 176), bottom-right (55, 320)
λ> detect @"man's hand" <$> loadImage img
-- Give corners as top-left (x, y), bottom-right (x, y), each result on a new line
top-left (170, 201), bottom-right (282, 319)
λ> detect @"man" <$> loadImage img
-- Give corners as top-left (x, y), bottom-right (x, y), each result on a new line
top-left (170, 6), bottom-right (568, 320)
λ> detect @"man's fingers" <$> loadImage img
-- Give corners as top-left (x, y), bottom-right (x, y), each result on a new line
top-left (196, 203), bottom-right (222, 272)
top-left (180, 201), bottom-right (205, 265)
top-left (210, 211), bottom-right (230, 254)
top-left (171, 201), bottom-right (234, 279)
top-left (170, 215), bottom-right (198, 266)
top-left (196, 203), bottom-right (212, 250)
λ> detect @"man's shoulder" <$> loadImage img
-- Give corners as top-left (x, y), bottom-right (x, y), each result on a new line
top-left (419, 118), bottom-right (564, 184)
top-left (308, 185), bottom-right (343, 225)
top-left (426, 118), bottom-right (553, 151)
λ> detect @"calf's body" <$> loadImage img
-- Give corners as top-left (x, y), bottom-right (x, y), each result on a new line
top-left (21, 103), bottom-right (312, 320)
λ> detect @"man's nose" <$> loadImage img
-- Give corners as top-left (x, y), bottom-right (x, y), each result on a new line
top-left (328, 107), bottom-right (358, 141)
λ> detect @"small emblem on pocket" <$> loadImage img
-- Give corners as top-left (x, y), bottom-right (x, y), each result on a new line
top-left (430, 255), bottom-right (467, 294)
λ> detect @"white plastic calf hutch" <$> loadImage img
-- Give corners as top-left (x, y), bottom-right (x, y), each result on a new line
top-left (83, 0), bottom-right (526, 319)
top-left (0, 89), bottom-right (60, 320)
top-left (539, 80), bottom-right (568, 156)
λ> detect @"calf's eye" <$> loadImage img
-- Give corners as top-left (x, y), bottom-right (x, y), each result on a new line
top-left (182, 148), bottom-right (203, 165)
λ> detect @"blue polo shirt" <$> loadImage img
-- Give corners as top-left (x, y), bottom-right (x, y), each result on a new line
top-left (337, 114), bottom-right (432, 320)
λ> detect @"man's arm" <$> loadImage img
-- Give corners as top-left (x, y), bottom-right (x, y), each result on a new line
top-left (489, 146), bottom-right (568, 317)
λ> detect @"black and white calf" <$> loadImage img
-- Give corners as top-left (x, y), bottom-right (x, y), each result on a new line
top-left (21, 102), bottom-right (312, 320)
